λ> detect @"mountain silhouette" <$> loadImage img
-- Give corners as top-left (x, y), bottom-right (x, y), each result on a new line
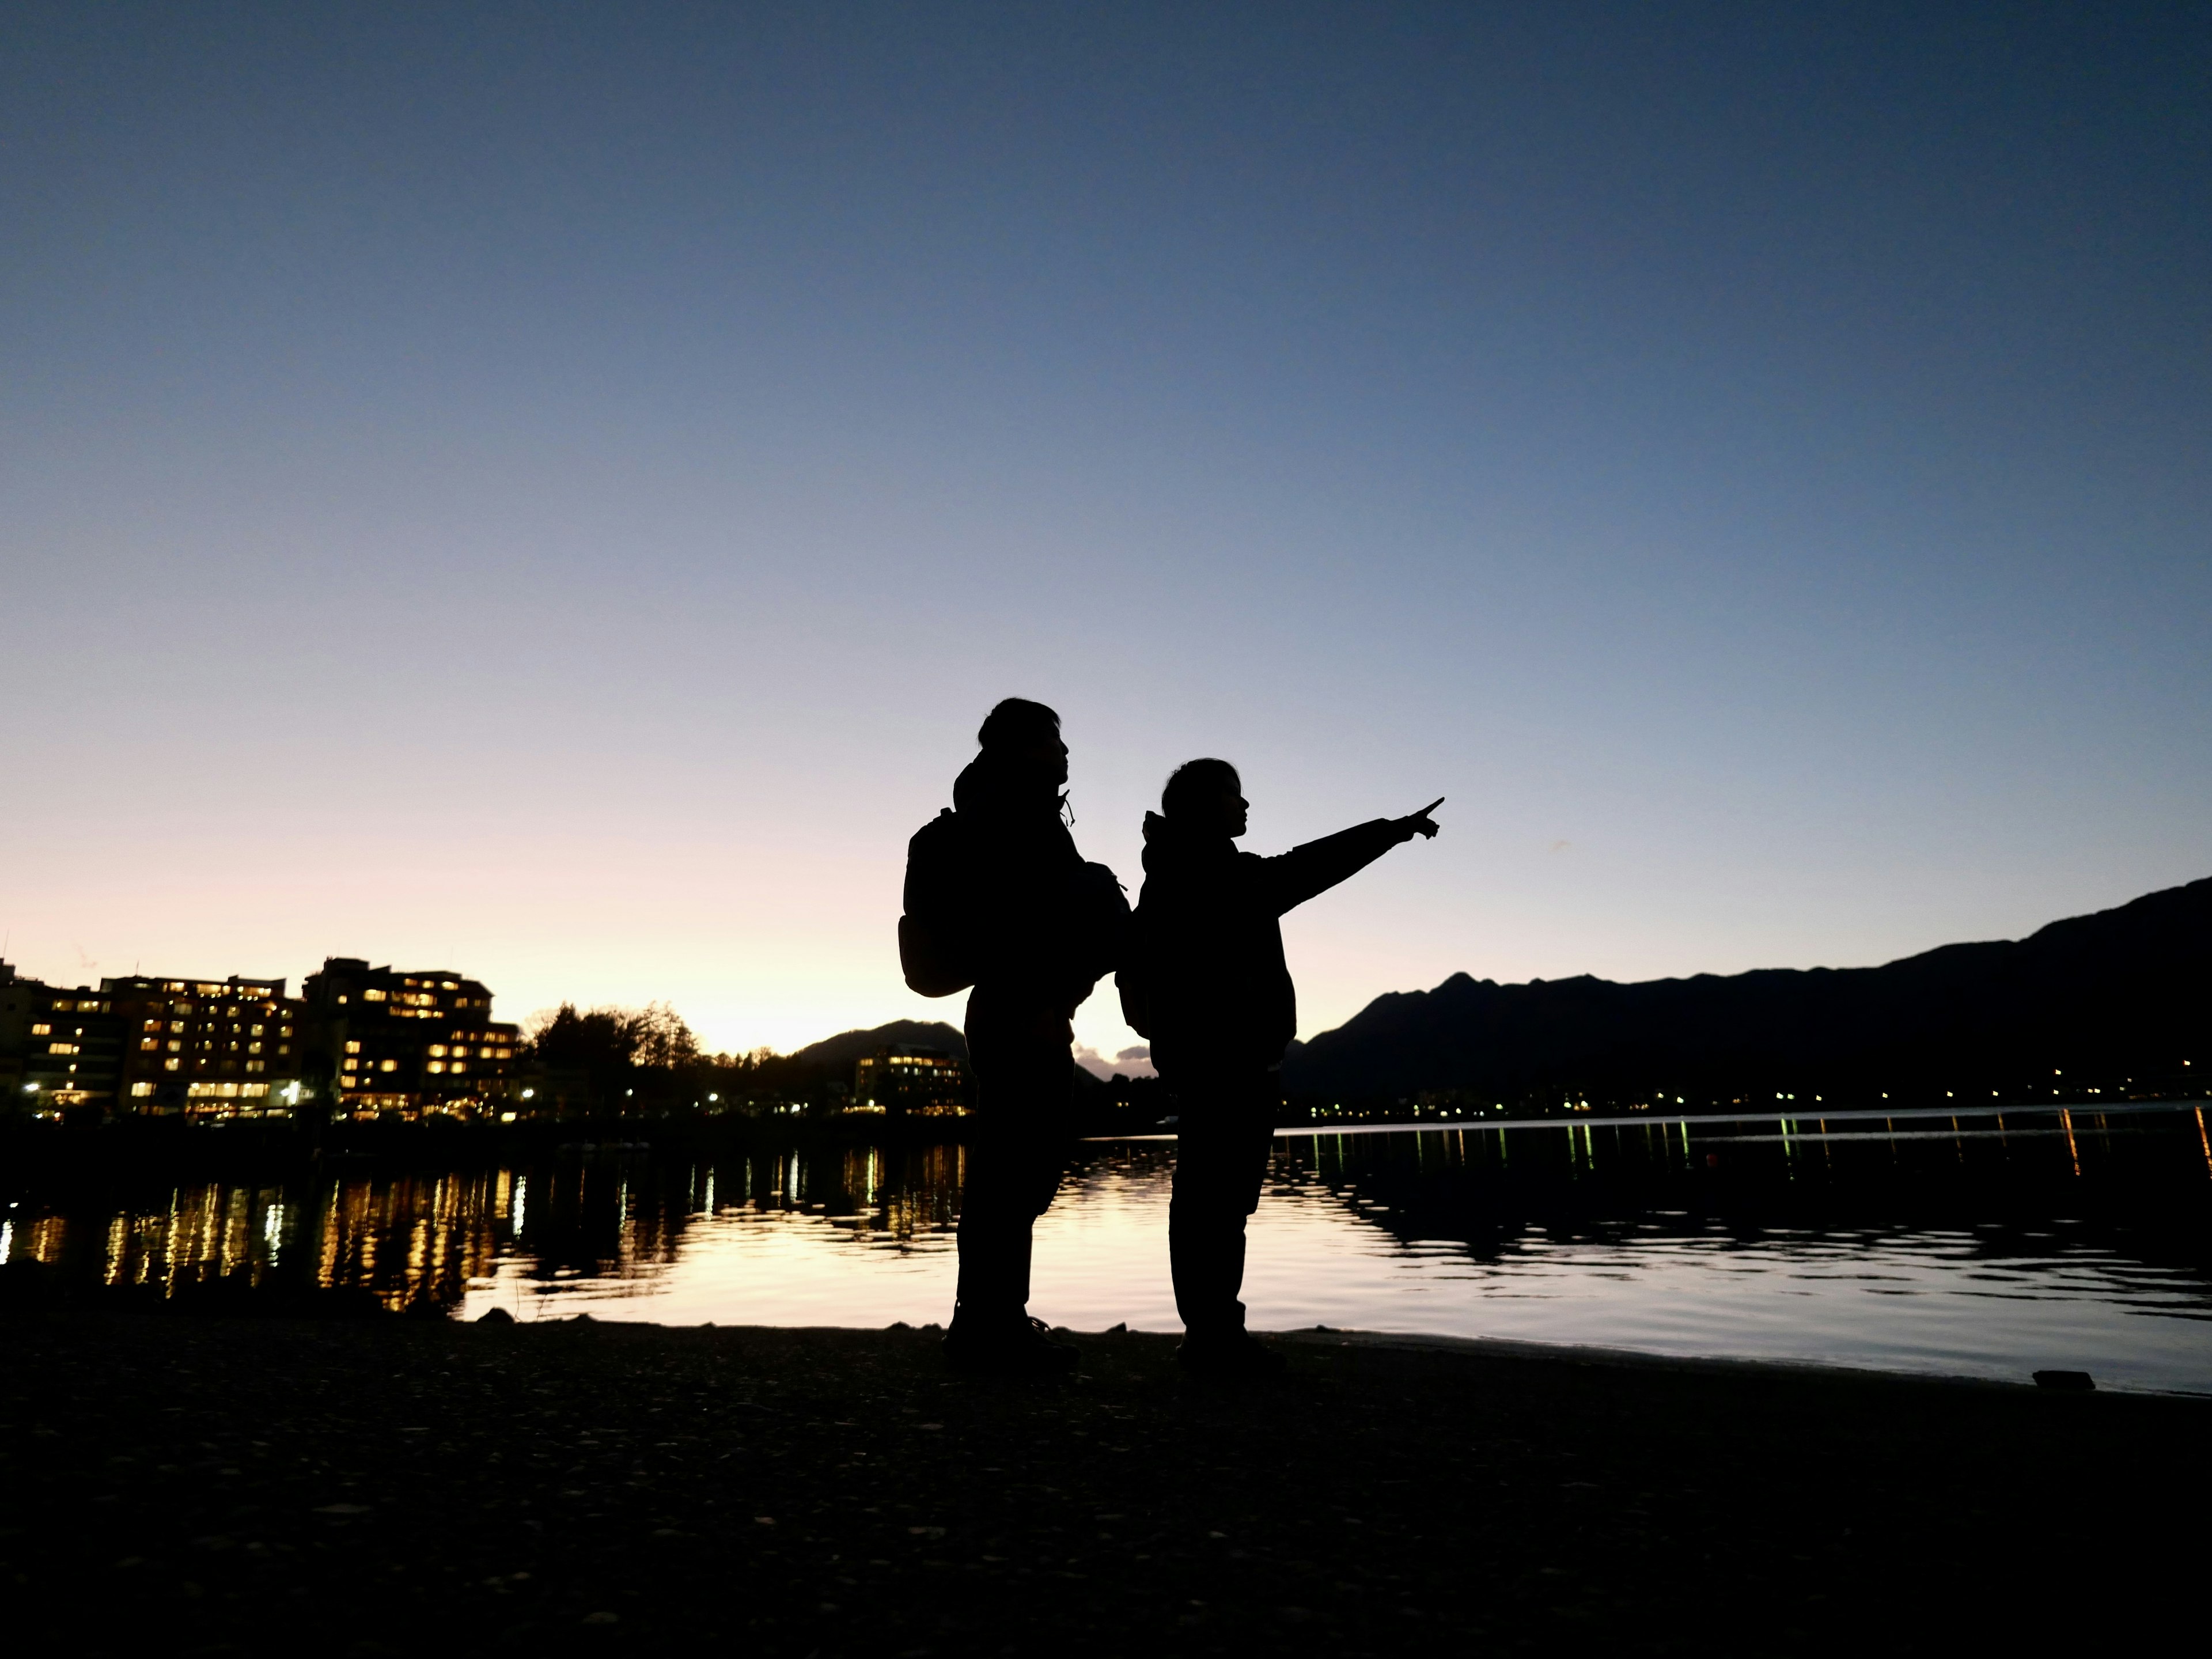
top-left (1281, 877), bottom-right (2211, 1109)
top-left (791, 1020), bottom-right (969, 1072)
top-left (789, 1018), bottom-right (1125, 1115)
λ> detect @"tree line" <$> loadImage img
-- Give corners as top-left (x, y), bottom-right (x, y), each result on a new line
top-left (522, 1002), bottom-right (856, 1114)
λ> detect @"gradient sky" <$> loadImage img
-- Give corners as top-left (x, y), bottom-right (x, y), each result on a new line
top-left (4, 3), bottom-right (2207, 1065)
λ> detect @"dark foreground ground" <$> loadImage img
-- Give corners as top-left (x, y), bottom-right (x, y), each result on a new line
top-left (4, 1312), bottom-right (2203, 1656)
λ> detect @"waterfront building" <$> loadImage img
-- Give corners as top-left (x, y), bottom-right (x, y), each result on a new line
top-left (851, 1047), bottom-right (970, 1116)
top-left (0, 961), bottom-right (27, 1101)
top-left (12, 976), bottom-right (126, 1117)
top-left (101, 974), bottom-right (306, 1118)
top-left (302, 958), bottom-right (521, 1119)
top-left (0, 961), bottom-right (37, 1106)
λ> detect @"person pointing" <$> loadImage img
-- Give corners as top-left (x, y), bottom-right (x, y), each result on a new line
top-left (1120, 762), bottom-right (1441, 1373)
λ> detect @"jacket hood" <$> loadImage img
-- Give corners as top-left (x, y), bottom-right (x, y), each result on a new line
top-left (1141, 810), bottom-right (1236, 875)
top-left (955, 753), bottom-right (1065, 821)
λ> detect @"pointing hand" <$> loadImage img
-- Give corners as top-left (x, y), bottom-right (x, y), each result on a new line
top-left (1397, 797), bottom-right (1444, 841)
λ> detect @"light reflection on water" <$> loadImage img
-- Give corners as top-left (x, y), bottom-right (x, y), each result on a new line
top-left (6, 1104), bottom-right (2209, 1392)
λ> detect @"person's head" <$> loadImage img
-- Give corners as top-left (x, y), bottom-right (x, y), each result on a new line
top-left (1161, 757), bottom-right (1247, 838)
top-left (976, 697), bottom-right (1069, 788)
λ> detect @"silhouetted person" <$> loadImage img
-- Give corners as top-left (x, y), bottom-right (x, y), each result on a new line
top-left (1122, 761), bottom-right (1439, 1373)
top-left (902, 698), bottom-right (1124, 1374)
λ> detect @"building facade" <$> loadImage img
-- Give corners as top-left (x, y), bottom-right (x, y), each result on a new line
top-left (101, 974), bottom-right (305, 1118)
top-left (13, 976), bottom-right (126, 1118)
top-left (302, 958), bottom-right (521, 1119)
top-left (851, 1046), bottom-right (971, 1116)
top-left (0, 961), bottom-right (29, 1104)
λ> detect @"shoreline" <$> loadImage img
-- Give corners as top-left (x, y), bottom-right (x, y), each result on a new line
top-left (7, 1093), bottom-right (2205, 1160)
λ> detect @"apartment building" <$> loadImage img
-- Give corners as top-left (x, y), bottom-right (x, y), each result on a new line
top-left (101, 974), bottom-right (305, 1118)
top-left (12, 976), bottom-right (126, 1116)
top-left (851, 1046), bottom-right (970, 1116)
top-left (302, 957), bottom-right (521, 1119)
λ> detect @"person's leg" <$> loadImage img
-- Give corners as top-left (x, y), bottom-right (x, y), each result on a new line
top-left (1168, 1105), bottom-right (1239, 1332)
top-left (1002, 1056), bottom-right (1078, 1308)
top-left (954, 1121), bottom-right (1034, 1334)
top-left (1167, 1067), bottom-right (1281, 1336)
top-left (951, 1004), bottom-right (1075, 1355)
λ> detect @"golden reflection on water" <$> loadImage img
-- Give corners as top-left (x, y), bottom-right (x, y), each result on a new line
top-left (3, 1109), bottom-right (2209, 1393)
top-left (3, 1145), bottom-right (973, 1312)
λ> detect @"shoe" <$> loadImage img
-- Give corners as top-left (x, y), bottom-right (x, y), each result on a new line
top-left (943, 1315), bottom-right (1080, 1377)
top-left (1175, 1327), bottom-right (1287, 1377)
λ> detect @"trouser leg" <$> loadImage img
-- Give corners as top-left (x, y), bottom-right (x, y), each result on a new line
top-left (955, 1211), bottom-right (1033, 1319)
top-left (1166, 1068), bottom-right (1281, 1333)
top-left (954, 1007), bottom-right (1074, 1331)
top-left (1168, 1207), bottom-right (1249, 1332)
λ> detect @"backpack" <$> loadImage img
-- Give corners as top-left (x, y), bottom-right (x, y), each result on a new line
top-left (1068, 861), bottom-right (1133, 998)
top-left (899, 808), bottom-right (977, 997)
top-left (1114, 915), bottom-right (1152, 1039)
top-left (899, 808), bottom-right (1132, 1002)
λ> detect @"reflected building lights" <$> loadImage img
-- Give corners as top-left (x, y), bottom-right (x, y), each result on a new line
top-left (5, 1109), bottom-right (2208, 1390)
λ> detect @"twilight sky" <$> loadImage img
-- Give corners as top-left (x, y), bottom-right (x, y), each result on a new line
top-left (3, 3), bottom-right (2207, 1066)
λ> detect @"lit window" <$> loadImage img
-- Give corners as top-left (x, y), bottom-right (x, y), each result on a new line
top-left (379, 1059), bottom-right (397, 1073)
top-left (277, 1044), bottom-right (289, 1055)
top-left (428, 1044), bottom-right (448, 1058)
top-left (47, 1043), bottom-right (79, 1055)
top-left (427, 1060), bottom-right (445, 1074)
top-left (245, 1060), bottom-right (264, 1074)
top-left (30, 1023), bottom-right (50, 1036)
top-left (164, 1059), bottom-right (180, 1072)
top-left (248, 1042), bottom-right (263, 1055)
top-left (171, 1020), bottom-right (187, 1032)
top-left (166, 1040), bottom-right (180, 1052)
top-left (450, 1060), bottom-right (466, 1074)
top-left (344, 1041), bottom-right (361, 1055)
top-left (363, 989), bottom-right (386, 1002)
top-left (250, 1024), bottom-right (264, 1037)
top-left (140, 1039), bottom-right (159, 1051)
top-left (143, 1019), bottom-right (161, 1032)
top-left (131, 1082), bottom-right (153, 1097)
top-left (343, 1058), bottom-right (359, 1071)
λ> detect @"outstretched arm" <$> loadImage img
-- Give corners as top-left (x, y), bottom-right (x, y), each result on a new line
top-left (1258, 798), bottom-right (1442, 915)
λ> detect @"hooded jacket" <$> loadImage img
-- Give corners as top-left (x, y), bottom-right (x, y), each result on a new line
top-left (1124, 812), bottom-right (1404, 1074)
top-left (943, 753), bottom-right (1104, 1013)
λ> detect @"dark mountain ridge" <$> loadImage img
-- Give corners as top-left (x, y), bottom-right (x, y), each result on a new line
top-left (790, 1020), bottom-right (968, 1072)
top-left (1281, 878), bottom-right (2211, 1108)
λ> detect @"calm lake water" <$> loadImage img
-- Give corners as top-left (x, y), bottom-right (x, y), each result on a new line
top-left (7, 1102), bottom-right (2210, 1393)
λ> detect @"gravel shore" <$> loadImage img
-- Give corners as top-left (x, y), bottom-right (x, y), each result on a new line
top-left (5, 1310), bottom-right (2202, 1655)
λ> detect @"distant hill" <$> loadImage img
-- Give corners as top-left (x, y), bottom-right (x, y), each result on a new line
top-left (790, 1020), bottom-right (968, 1073)
top-left (785, 1017), bottom-right (1118, 1103)
top-left (1281, 878), bottom-right (2211, 1108)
